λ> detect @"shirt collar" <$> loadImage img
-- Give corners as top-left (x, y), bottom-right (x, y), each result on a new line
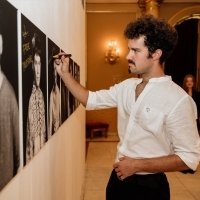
top-left (149, 75), bottom-right (172, 82)
top-left (137, 75), bottom-right (172, 84)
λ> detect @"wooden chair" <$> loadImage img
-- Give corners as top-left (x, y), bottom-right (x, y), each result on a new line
top-left (86, 122), bottom-right (109, 139)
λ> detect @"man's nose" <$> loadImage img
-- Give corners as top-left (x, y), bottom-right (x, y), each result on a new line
top-left (126, 53), bottom-right (130, 60)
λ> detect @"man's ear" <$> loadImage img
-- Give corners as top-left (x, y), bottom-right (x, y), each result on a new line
top-left (152, 49), bottom-right (162, 61)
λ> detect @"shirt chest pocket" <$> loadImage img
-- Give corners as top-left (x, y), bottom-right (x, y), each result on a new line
top-left (138, 105), bottom-right (165, 135)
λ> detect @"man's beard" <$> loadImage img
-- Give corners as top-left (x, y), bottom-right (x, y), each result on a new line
top-left (128, 59), bottom-right (135, 74)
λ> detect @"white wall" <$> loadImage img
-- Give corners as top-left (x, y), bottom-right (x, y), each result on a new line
top-left (0, 0), bottom-right (86, 199)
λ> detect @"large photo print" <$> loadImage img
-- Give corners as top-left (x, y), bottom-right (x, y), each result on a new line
top-left (47, 38), bottom-right (60, 139)
top-left (21, 14), bottom-right (47, 165)
top-left (0, 0), bottom-right (19, 192)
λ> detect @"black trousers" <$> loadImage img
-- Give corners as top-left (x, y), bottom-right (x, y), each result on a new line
top-left (106, 170), bottom-right (170, 200)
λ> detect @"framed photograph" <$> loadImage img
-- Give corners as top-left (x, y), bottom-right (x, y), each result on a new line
top-left (68, 57), bottom-right (75, 115)
top-left (60, 51), bottom-right (75, 123)
top-left (47, 38), bottom-right (60, 139)
top-left (73, 62), bottom-right (80, 110)
top-left (82, 0), bottom-right (84, 9)
top-left (21, 14), bottom-right (47, 165)
top-left (0, 0), bottom-right (20, 191)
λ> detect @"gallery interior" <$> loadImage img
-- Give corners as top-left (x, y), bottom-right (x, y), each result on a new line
top-left (0, 0), bottom-right (200, 199)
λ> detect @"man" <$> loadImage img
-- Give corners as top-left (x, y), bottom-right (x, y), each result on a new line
top-left (0, 32), bottom-right (19, 191)
top-left (49, 58), bottom-right (61, 137)
top-left (26, 33), bottom-right (46, 163)
top-left (56, 15), bottom-right (200, 200)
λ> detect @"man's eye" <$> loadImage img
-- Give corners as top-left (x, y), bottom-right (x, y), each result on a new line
top-left (131, 49), bottom-right (138, 53)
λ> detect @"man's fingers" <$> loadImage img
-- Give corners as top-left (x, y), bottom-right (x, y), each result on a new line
top-left (58, 52), bottom-right (67, 57)
top-left (60, 55), bottom-right (69, 65)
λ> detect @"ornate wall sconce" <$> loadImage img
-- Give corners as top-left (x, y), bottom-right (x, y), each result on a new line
top-left (105, 40), bottom-right (120, 64)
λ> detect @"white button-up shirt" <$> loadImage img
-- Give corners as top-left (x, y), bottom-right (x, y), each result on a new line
top-left (86, 76), bottom-right (200, 173)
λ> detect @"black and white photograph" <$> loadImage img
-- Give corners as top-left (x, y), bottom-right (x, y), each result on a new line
top-left (47, 38), bottom-right (60, 139)
top-left (82, 0), bottom-right (84, 9)
top-left (73, 62), bottom-right (80, 84)
top-left (73, 61), bottom-right (80, 109)
top-left (60, 50), bottom-right (75, 123)
top-left (21, 14), bottom-right (47, 165)
top-left (60, 78), bottom-right (68, 124)
top-left (68, 57), bottom-right (75, 115)
top-left (0, 0), bottom-right (20, 191)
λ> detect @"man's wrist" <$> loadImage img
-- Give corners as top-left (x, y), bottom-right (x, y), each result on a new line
top-left (132, 159), bottom-right (140, 173)
top-left (60, 70), bottom-right (70, 79)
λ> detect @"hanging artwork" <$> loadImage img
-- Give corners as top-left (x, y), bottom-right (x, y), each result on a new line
top-left (0, 0), bottom-right (81, 172)
top-left (21, 14), bottom-right (47, 165)
top-left (0, 0), bottom-right (20, 191)
top-left (61, 78), bottom-right (68, 124)
top-left (68, 57), bottom-right (75, 115)
top-left (59, 50), bottom-right (75, 123)
top-left (47, 38), bottom-right (61, 139)
top-left (59, 51), bottom-right (81, 122)
top-left (82, 0), bottom-right (84, 9)
top-left (73, 61), bottom-right (80, 109)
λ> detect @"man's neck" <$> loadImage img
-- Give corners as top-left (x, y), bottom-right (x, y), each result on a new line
top-left (141, 72), bottom-right (165, 84)
top-left (141, 62), bottom-right (164, 80)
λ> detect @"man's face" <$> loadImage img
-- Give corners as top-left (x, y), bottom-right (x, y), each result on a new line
top-left (0, 34), bottom-right (3, 55)
top-left (33, 54), bottom-right (41, 87)
top-left (126, 36), bottom-right (153, 75)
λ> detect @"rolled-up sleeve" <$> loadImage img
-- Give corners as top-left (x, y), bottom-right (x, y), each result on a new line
top-left (86, 86), bottom-right (119, 110)
top-left (86, 91), bottom-right (97, 110)
top-left (167, 96), bottom-right (200, 170)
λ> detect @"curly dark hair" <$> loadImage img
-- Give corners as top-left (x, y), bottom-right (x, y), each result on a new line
top-left (124, 15), bottom-right (178, 64)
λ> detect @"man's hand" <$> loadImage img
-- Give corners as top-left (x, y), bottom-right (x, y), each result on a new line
top-left (55, 52), bottom-right (70, 77)
top-left (53, 52), bottom-right (89, 107)
top-left (113, 154), bottom-right (190, 181)
top-left (113, 156), bottom-right (136, 180)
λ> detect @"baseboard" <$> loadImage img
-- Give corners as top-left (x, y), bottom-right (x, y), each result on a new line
top-left (107, 132), bottom-right (118, 136)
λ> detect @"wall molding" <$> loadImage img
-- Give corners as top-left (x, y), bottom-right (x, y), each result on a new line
top-left (168, 5), bottom-right (200, 27)
top-left (86, 10), bottom-right (136, 13)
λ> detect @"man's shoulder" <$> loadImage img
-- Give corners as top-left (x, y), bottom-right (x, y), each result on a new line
top-left (167, 80), bottom-right (187, 96)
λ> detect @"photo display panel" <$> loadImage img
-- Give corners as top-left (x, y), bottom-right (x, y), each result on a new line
top-left (21, 14), bottom-right (47, 165)
top-left (68, 57), bottom-right (75, 115)
top-left (60, 77), bottom-right (68, 124)
top-left (60, 50), bottom-right (73, 123)
top-left (0, 0), bottom-right (20, 191)
top-left (47, 38), bottom-right (61, 139)
top-left (73, 61), bottom-right (80, 109)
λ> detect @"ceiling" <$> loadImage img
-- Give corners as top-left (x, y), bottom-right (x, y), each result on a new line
top-left (86, 0), bottom-right (200, 4)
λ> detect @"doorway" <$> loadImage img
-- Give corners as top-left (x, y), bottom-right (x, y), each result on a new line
top-left (164, 18), bottom-right (199, 88)
top-left (165, 6), bottom-right (200, 90)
